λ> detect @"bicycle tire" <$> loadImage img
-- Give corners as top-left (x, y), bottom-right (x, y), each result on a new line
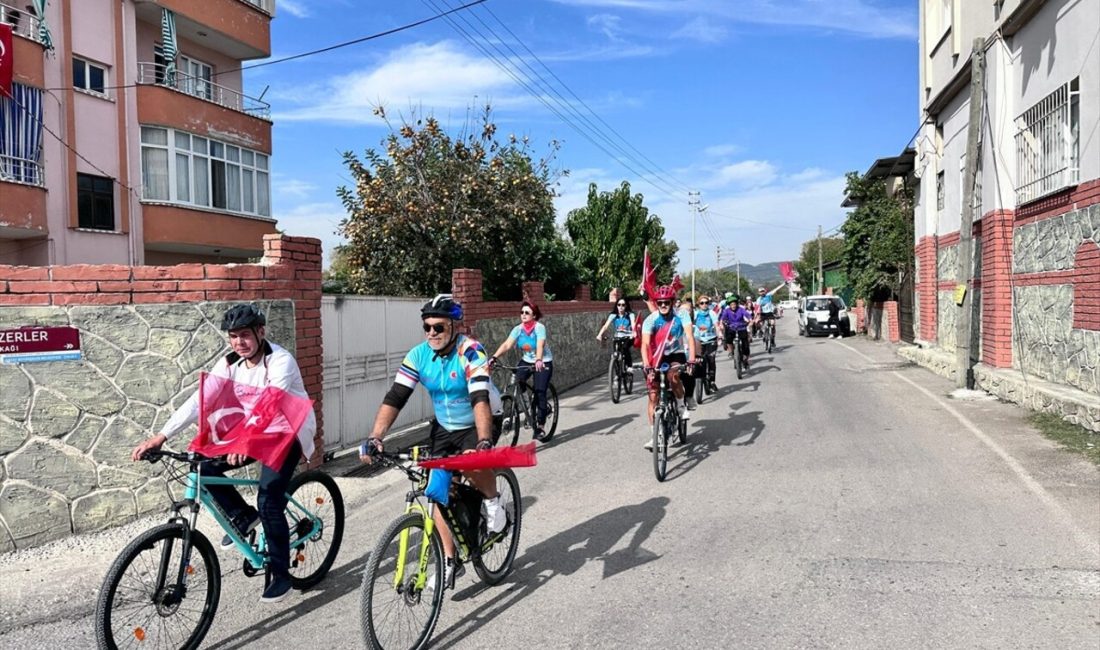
top-left (473, 469), bottom-right (522, 585)
top-left (95, 523), bottom-right (221, 650)
top-left (608, 355), bottom-right (621, 404)
top-left (360, 513), bottom-right (444, 650)
top-left (694, 372), bottom-right (704, 404)
top-left (494, 395), bottom-right (514, 446)
top-left (652, 409), bottom-right (668, 482)
top-left (678, 412), bottom-right (688, 446)
top-left (286, 470), bottom-right (345, 590)
top-left (539, 384), bottom-right (559, 442)
top-left (508, 391), bottom-right (523, 447)
top-left (735, 348), bottom-right (744, 380)
top-left (624, 367), bottom-right (635, 394)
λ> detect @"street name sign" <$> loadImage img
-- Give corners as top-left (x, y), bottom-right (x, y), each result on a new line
top-left (0, 326), bottom-right (82, 364)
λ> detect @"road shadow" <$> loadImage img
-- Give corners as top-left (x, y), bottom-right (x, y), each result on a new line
top-left (432, 497), bottom-right (670, 649)
top-left (707, 380), bottom-right (760, 399)
top-left (541, 413), bottom-right (639, 450)
top-left (745, 363), bottom-right (780, 375)
top-left (663, 408), bottom-right (765, 481)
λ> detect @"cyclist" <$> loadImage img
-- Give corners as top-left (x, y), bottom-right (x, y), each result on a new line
top-left (719, 295), bottom-right (753, 369)
top-left (693, 295), bottom-right (719, 393)
top-left (641, 285), bottom-right (695, 450)
top-left (755, 283), bottom-right (785, 345)
top-left (359, 294), bottom-right (505, 590)
top-left (596, 297), bottom-right (636, 367)
top-left (489, 301), bottom-right (554, 441)
top-left (130, 304), bottom-right (315, 604)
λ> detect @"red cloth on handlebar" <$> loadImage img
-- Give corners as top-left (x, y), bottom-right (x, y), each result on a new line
top-left (418, 442), bottom-right (538, 470)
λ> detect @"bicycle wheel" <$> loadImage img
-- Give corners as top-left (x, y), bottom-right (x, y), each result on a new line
top-left (623, 366), bottom-right (635, 394)
top-left (473, 469), bottom-right (522, 585)
top-left (494, 395), bottom-right (514, 446)
top-left (735, 348), bottom-right (744, 380)
top-left (508, 393), bottom-right (523, 447)
top-left (608, 355), bottom-right (621, 404)
top-left (361, 513), bottom-right (444, 650)
top-left (678, 412), bottom-right (688, 446)
top-left (694, 371), bottom-right (704, 404)
top-left (286, 470), bottom-right (345, 590)
top-left (95, 523), bottom-right (221, 650)
top-left (539, 384), bottom-right (560, 442)
top-left (652, 410), bottom-right (668, 482)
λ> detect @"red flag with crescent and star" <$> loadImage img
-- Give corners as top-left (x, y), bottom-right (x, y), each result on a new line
top-left (189, 372), bottom-right (314, 470)
top-left (0, 24), bottom-right (14, 98)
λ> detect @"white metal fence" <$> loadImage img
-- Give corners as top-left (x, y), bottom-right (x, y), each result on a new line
top-left (1015, 78), bottom-right (1080, 204)
top-left (321, 295), bottom-right (434, 452)
top-left (136, 62), bottom-right (271, 119)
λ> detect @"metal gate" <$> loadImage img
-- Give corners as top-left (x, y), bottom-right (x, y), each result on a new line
top-left (321, 295), bottom-right (433, 453)
top-left (898, 270), bottom-right (915, 343)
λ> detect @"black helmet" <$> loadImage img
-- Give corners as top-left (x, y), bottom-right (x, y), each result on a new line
top-left (421, 294), bottom-right (463, 321)
top-left (221, 304), bottom-right (266, 331)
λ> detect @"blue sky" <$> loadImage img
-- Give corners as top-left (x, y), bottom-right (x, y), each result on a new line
top-left (246, 0), bottom-right (918, 272)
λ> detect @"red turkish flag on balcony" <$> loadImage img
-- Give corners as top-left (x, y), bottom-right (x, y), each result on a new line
top-left (0, 24), bottom-right (13, 98)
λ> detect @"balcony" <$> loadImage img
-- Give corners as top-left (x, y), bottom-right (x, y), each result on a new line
top-left (1, 2), bottom-right (46, 86)
top-left (0, 172), bottom-right (48, 241)
top-left (133, 0), bottom-right (271, 60)
top-left (0, 154), bottom-right (44, 188)
top-left (0, 2), bottom-right (45, 44)
top-left (143, 203), bottom-right (276, 261)
top-left (137, 62), bottom-right (270, 119)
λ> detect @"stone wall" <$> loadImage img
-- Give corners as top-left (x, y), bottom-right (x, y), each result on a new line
top-left (0, 234), bottom-right (324, 551)
top-left (1013, 284), bottom-right (1098, 395)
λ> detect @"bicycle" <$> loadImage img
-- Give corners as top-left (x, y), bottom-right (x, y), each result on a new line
top-left (643, 362), bottom-right (689, 482)
top-left (762, 316), bottom-right (776, 353)
top-left (693, 340), bottom-right (718, 404)
top-left (359, 448), bottom-right (522, 650)
top-left (95, 450), bottom-right (345, 650)
top-left (604, 336), bottom-right (636, 403)
top-left (494, 363), bottom-right (559, 446)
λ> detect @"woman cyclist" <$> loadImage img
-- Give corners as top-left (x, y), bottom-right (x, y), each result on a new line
top-left (693, 295), bottom-right (719, 393)
top-left (490, 301), bottom-right (554, 441)
top-left (596, 297), bottom-right (636, 367)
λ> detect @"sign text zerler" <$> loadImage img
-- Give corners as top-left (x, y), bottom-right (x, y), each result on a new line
top-left (0, 327), bottom-right (82, 354)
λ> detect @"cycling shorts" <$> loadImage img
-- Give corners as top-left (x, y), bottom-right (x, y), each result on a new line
top-left (647, 352), bottom-right (687, 390)
top-left (429, 420), bottom-right (479, 457)
top-left (760, 312), bottom-right (776, 321)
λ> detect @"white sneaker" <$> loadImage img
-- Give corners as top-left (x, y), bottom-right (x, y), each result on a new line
top-left (678, 401), bottom-right (690, 420)
top-left (427, 558), bottom-right (465, 592)
top-left (483, 496), bottom-right (506, 534)
top-left (643, 438), bottom-right (653, 451)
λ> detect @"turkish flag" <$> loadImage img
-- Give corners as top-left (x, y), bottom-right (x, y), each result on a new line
top-left (639, 246), bottom-right (657, 302)
top-left (189, 372), bottom-right (314, 470)
top-left (0, 24), bottom-right (13, 98)
top-left (779, 262), bottom-right (797, 282)
top-left (418, 441), bottom-right (538, 471)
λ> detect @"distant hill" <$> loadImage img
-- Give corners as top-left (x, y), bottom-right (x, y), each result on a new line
top-left (720, 261), bottom-right (785, 288)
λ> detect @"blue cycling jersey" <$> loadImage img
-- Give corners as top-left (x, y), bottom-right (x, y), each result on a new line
top-left (395, 335), bottom-right (492, 432)
top-left (509, 322), bottom-right (553, 363)
top-left (693, 311), bottom-right (718, 343)
top-left (606, 312), bottom-right (635, 338)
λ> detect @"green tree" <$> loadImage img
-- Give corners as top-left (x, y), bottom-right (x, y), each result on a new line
top-left (564, 181), bottom-right (679, 297)
top-left (840, 172), bottom-right (914, 301)
top-left (336, 105), bottom-right (578, 299)
top-left (794, 236), bottom-right (845, 293)
top-left (691, 268), bottom-right (752, 300)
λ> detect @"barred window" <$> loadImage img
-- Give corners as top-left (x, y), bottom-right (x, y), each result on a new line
top-left (936, 170), bottom-right (945, 211)
top-left (1015, 78), bottom-right (1080, 204)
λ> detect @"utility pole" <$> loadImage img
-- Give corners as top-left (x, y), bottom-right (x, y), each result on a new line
top-left (688, 191), bottom-right (699, 300)
top-left (817, 224), bottom-right (823, 294)
top-left (956, 38), bottom-right (985, 389)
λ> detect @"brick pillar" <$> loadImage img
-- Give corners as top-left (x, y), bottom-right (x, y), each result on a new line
top-left (451, 268), bottom-right (484, 335)
top-left (575, 284), bottom-right (591, 302)
top-left (262, 234), bottom-right (325, 465)
top-left (1072, 240), bottom-right (1100, 331)
top-left (855, 298), bottom-right (866, 333)
top-left (885, 300), bottom-right (900, 343)
top-left (522, 280), bottom-right (545, 305)
top-left (916, 235), bottom-right (938, 342)
top-left (979, 211), bottom-right (1014, 367)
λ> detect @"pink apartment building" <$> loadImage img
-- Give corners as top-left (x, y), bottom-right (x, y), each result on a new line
top-left (0, 0), bottom-right (278, 266)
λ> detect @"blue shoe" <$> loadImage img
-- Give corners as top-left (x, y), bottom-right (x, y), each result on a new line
top-left (221, 511), bottom-right (260, 549)
top-left (260, 574), bottom-right (293, 603)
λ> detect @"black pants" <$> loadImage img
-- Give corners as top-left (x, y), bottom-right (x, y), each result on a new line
top-left (612, 337), bottom-right (634, 367)
top-left (516, 360), bottom-right (553, 426)
top-left (735, 329), bottom-right (750, 359)
top-left (699, 340), bottom-right (717, 382)
top-left (202, 440), bottom-right (301, 578)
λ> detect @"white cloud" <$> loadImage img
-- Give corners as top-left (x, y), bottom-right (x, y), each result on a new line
top-left (272, 176), bottom-right (318, 200)
top-left (702, 143), bottom-right (743, 158)
top-left (271, 201), bottom-right (348, 267)
top-left (587, 13), bottom-right (626, 42)
top-left (271, 41), bottom-right (525, 124)
top-left (707, 160), bottom-right (778, 189)
top-left (278, 0), bottom-right (310, 18)
top-left (670, 16), bottom-right (727, 43)
top-left (551, 0), bottom-right (918, 39)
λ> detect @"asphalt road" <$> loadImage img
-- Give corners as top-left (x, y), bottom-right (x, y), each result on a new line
top-left (2, 317), bottom-right (1098, 649)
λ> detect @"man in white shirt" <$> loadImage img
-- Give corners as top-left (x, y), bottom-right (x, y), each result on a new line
top-left (131, 304), bottom-right (315, 603)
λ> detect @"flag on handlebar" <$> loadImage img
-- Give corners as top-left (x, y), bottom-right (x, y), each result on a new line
top-left (418, 441), bottom-right (537, 471)
top-left (188, 372), bottom-right (314, 470)
top-left (639, 246), bottom-right (657, 305)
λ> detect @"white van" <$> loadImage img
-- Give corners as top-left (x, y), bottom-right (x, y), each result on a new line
top-left (797, 295), bottom-right (851, 337)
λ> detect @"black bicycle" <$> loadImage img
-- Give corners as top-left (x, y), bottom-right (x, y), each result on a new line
top-left (494, 364), bottom-right (559, 446)
top-left (605, 336), bottom-right (636, 403)
top-left (693, 340), bottom-right (718, 404)
top-left (762, 316), bottom-right (776, 353)
top-left (645, 362), bottom-right (689, 482)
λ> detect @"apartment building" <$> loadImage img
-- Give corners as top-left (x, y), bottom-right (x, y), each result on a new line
top-left (0, 0), bottom-right (278, 266)
top-left (910, 0), bottom-right (1099, 416)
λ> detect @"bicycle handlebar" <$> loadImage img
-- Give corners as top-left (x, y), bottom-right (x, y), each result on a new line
top-left (139, 449), bottom-right (218, 464)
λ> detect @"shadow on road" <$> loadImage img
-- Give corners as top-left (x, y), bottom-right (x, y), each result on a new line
top-left (542, 413), bottom-right (639, 450)
top-left (433, 497), bottom-right (670, 649)
top-left (662, 407), bottom-right (765, 481)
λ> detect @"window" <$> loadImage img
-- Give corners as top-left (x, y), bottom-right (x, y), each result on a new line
top-left (1015, 78), bottom-right (1080, 204)
top-left (77, 173), bottom-right (116, 230)
top-left (181, 56), bottom-right (213, 101)
top-left (936, 170), bottom-right (945, 211)
top-left (924, 0), bottom-right (952, 49)
top-left (73, 58), bottom-right (108, 96)
top-left (0, 82), bottom-right (45, 186)
top-left (139, 126), bottom-right (271, 217)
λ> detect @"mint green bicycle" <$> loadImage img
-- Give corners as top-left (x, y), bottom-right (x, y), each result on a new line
top-left (359, 447), bottom-right (522, 650)
top-left (94, 449), bottom-right (344, 650)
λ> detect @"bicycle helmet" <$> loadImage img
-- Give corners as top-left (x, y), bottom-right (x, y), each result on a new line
top-left (220, 304), bottom-right (266, 331)
top-left (421, 294), bottom-right (464, 321)
top-left (653, 285), bottom-right (677, 301)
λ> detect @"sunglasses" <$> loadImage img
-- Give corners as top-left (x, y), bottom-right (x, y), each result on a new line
top-left (520, 310), bottom-right (533, 315)
top-left (656, 300), bottom-right (672, 307)
top-left (422, 322), bottom-right (447, 334)
top-left (699, 301), bottom-right (710, 306)
top-left (616, 302), bottom-right (626, 306)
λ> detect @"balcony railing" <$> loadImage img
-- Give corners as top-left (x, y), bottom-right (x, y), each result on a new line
top-left (0, 2), bottom-right (44, 43)
top-left (137, 62), bottom-right (271, 120)
top-left (0, 154), bottom-right (44, 187)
